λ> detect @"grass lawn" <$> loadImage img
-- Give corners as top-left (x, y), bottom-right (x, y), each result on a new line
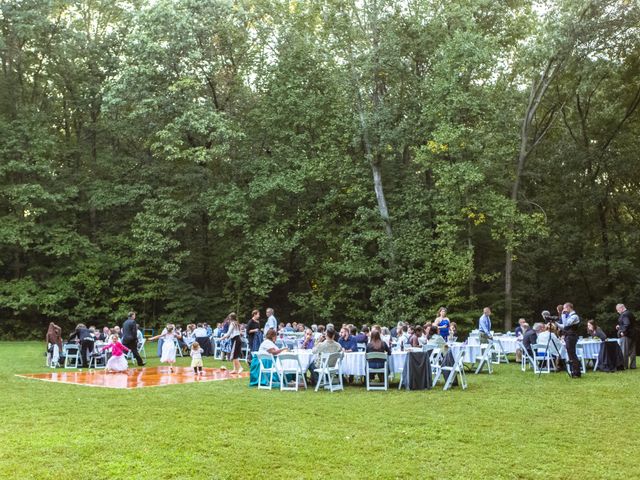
top-left (1, 341), bottom-right (639, 479)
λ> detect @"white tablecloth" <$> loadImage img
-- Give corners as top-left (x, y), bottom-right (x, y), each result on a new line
top-left (278, 350), bottom-right (406, 375)
top-left (493, 336), bottom-right (518, 354)
top-left (449, 343), bottom-right (485, 363)
top-left (278, 350), bottom-right (315, 372)
top-left (579, 340), bottom-right (601, 359)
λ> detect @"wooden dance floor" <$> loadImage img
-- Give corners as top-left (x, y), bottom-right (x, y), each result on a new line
top-left (17, 367), bottom-right (249, 389)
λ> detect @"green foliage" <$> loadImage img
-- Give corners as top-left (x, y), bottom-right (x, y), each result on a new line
top-left (1, 0), bottom-right (639, 337)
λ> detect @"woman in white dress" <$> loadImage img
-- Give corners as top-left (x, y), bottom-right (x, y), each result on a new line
top-left (149, 324), bottom-right (182, 372)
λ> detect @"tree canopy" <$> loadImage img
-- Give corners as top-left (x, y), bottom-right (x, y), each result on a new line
top-left (1, 0), bottom-right (639, 338)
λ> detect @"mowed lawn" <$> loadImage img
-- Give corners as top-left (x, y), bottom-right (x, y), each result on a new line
top-left (1, 342), bottom-right (639, 479)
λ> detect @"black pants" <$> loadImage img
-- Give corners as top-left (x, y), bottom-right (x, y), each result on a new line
top-left (123, 339), bottom-right (144, 366)
top-left (80, 339), bottom-right (95, 367)
top-left (565, 332), bottom-right (580, 377)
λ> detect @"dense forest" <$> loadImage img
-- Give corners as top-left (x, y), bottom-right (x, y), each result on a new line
top-left (1, 0), bottom-right (639, 338)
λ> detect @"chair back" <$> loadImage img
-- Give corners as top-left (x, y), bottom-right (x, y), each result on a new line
top-left (277, 352), bottom-right (301, 371)
top-left (324, 351), bottom-right (343, 369)
top-left (256, 352), bottom-right (275, 368)
top-left (357, 342), bottom-right (367, 352)
top-left (365, 352), bottom-right (388, 363)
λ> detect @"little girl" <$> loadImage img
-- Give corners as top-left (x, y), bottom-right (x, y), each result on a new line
top-left (149, 324), bottom-right (181, 372)
top-left (100, 334), bottom-right (130, 373)
top-left (190, 341), bottom-right (203, 375)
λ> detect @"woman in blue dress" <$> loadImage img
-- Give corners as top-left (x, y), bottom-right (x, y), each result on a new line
top-left (435, 307), bottom-right (451, 341)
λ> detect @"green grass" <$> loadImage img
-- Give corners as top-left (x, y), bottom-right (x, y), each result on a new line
top-left (0, 341), bottom-right (639, 479)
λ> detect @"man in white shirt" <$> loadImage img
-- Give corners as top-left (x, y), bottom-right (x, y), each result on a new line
top-left (263, 308), bottom-right (278, 335)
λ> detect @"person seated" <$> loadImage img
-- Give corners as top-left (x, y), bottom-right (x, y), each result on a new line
top-left (300, 328), bottom-right (315, 350)
top-left (390, 321), bottom-right (404, 338)
top-left (522, 323), bottom-right (540, 358)
top-left (338, 327), bottom-right (358, 352)
top-left (258, 328), bottom-right (288, 356)
top-left (380, 327), bottom-right (392, 347)
top-left (366, 330), bottom-right (391, 381)
top-left (409, 325), bottom-right (423, 348)
top-left (449, 322), bottom-right (458, 340)
top-left (283, 323), bottom-right (295, 332)
top-left (514, 318), bottom-right (527, 338)
top-left (587, 320), bottom-right (606, 341)
top-left (309, 327), bottom-right (342, 385)
top-left (354, 326), bottom-right (369, 344)
top-left (426, 325), bottom-right (446, 348)
top-left (395, 325), bottom-right (410, 350)
top-left (193, 323), bottom-right (212, 356)
top-left (313, 324), bottom-right (325, 342)
top-left (536, 323), bottom-right (563, 359)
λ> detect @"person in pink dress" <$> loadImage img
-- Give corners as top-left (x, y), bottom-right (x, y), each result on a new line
top-left (101, 334), bottom-right (131, 373)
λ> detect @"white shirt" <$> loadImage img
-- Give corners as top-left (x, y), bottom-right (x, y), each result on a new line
top-left (194, 327), bottom-right (208, 337)
top-left (259, 339), bottom-right (278, 354)
top-left (537, 331), bottom-right (562, 356)
top-left (264, 315), bottom-right (278, 335)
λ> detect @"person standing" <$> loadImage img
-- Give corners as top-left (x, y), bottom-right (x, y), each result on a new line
top-left (263, 307), bottom-right (277, 335)
top-left (69, 323), bottom-right (94, 368)
top-left (46, 322), bottom-right (63, 368)
top-left (478, 307), bottom-right (492, 344)
top-left (560, 303), bottom-right (581, 378)
top-left (616, 303), bottom-right (636, 369)
top-left (246, 309), bottom-right (263, 361)
top-left (220, 315), bottom-right (243, 374)
top-left (122, 311), bottom-right (145, 367)
top-left (435, 307), bottom-right (451, 341)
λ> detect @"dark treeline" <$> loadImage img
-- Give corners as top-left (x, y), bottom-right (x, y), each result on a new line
top-left (1, 0), bottom-right (639, 339)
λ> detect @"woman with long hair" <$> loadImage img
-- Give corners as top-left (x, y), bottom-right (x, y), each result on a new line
top-left (46, 322), bottom-right (63, 368)
top-left (220, 313), bottom-right (243, 374)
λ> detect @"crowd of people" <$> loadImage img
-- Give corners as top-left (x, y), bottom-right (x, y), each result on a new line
top-left (45, 302), bottom-right (636, 381)
top-left (491, 303), bottom-right (637, 378)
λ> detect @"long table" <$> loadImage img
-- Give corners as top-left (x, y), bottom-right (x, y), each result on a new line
top-left (277, 350), bottom-right (408, 376)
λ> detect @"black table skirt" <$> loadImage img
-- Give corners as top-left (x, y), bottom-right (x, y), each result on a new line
top-left (597, 341), bottom-right (624, 372)
top-left (400, 351), bottom-right (432, 390)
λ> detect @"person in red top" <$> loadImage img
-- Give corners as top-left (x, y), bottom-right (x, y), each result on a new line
top-left (101, 334), bottom-right (130, 372)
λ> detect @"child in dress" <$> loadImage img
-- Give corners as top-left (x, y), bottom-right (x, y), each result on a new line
top-left (100, 334), bottom-right (130, 373)
top-left (149, 325), bottom-right (182, 372)
top-left (190, 341), bottom-right (203, 375)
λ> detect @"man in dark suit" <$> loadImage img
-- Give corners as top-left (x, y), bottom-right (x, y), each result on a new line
top-left (122, 311), bottom-right (145, 366)
top-left (616, 304), bottom-right (636, 369)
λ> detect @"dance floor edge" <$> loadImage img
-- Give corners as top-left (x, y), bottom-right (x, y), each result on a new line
top-left (16, 366), bottom-right (249, 389)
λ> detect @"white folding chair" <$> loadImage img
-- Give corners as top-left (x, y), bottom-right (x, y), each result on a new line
top-left (174, 339), bottom-right (184, 357)
top-left (46, 343), bottom-right (61, 368)
top-left (257, 353), bottom-right (279, 390)
top-left (365, 352), bottom-right (388, 391)
top-left (491, 338), bottom-right (509, 364)
top-left (565, 345), bottom-right (587, 375)
top-left (429, 347), bottom-right (443, 379)
top-left (314, 352), bottom-right (344, 392)
top-left (241, 337), bottom-right (250, 363)
top-left (531, 343), bottom-right (556, 373)
top-left (357, 342), bottom-right (367, 353)
top-left (138, 338), bottom-right (147, 360)
top-left (277, 353), bottom-right (307, 391)
top-left (213, 338), bottom-right (222, 360)
top-left (63, 344), bottom-right (81, 368)
top-left (474, 343), bottom-right (494, 374)
top-left (518, 341), bottom-right (537, 372)
top-left (89, 344), bottom-right (107, 369)
top-left (581, 342), bottom-right (599, 371)
top-left (434, 349), bottom-right (467, 390)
